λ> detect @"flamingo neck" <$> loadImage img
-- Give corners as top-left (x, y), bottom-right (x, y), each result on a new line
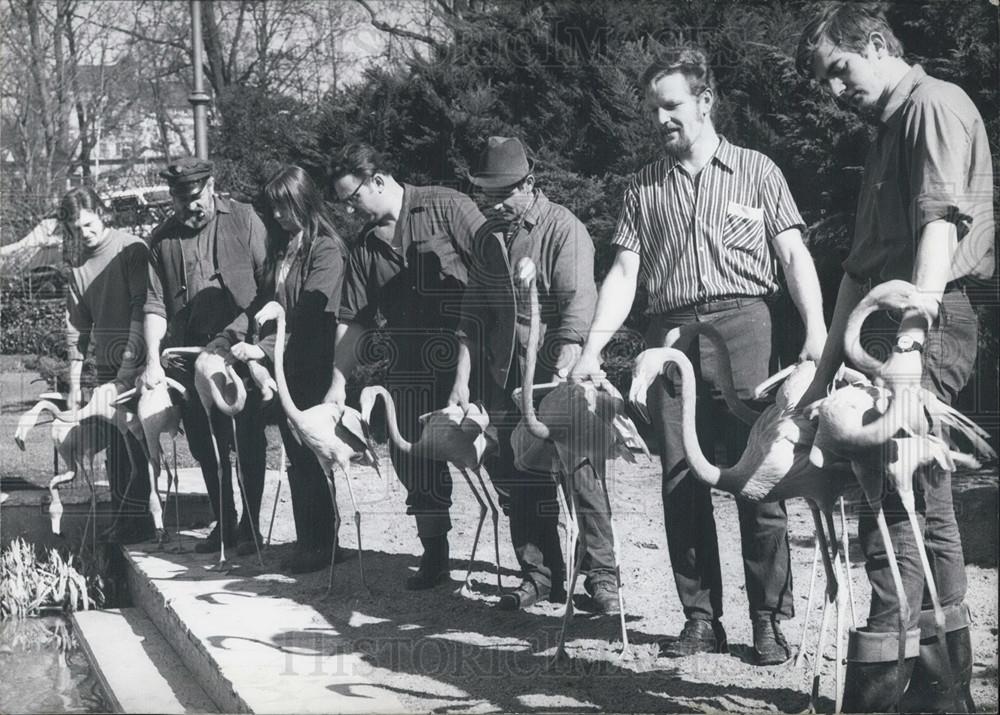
top-left (270, 313), bottom-right (303, 424)
top-left (665, 350), bottom-right (722, 486)
top-left (522, 280), bottom-right (550, 439)
top-left (373, 387), bottom-right (412, 453)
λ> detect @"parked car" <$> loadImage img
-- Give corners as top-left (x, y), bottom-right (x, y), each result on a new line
top-left (104, 185), bottom-right (173, 238)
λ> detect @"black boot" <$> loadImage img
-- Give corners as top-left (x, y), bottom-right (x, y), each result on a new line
top-left (406, 535), bottom-right (449, 590)
top-left (901, 630), bottom-right (962, 712)
top-left (947, 627), bottom-right (976, 714)
top-left (842, 658), bottom-right (916, 713)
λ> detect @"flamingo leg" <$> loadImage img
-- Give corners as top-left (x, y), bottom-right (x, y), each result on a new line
top-left (171, 438), bottom-right (185, 553)
top-left (322, 468), bottom-right (340, 596)
top-left (203, 407), bottom-right (228, 570)
top-left (552, 472), bottom-right (581, 666)
top-left (900, 489), bottom-right (953, 700)
top-left (473, 467), bottom-right (502, 594)
top-left (266, 444), bottom-right (286, 548)
top-left (796, 534), bottom-right (822, 669)
top-left (338, 464), bottom-right (368, 592)
top-left (456, 467), bottom-right (487, 595)
top-left (591, 462), bottom-right (629, 659)
top-left (838, 496), bottom-right (858, 625)
top-left (872, 503), bottom-right (910, 712)
top-left (810, 507), bottom-right (839, 714)
top-left (230, 416), bottom-right (263, 568)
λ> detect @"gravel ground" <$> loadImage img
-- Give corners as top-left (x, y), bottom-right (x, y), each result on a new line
top-left (224, 448), bottom-right (999, 714)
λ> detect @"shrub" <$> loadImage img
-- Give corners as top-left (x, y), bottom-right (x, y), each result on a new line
top-left (0, 538), bottom-right (99, 620)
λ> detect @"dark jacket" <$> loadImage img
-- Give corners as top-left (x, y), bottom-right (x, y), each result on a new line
top-left (145, 195), bottom-right (267, 347)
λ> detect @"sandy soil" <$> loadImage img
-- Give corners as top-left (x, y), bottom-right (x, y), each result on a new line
top-left (223, 448), bottom-right (999, 714)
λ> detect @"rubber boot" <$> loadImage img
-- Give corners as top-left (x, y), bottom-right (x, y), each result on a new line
top-left (901, 605), bottom-right (969, 713)
top-left (406, 535), bottom-right (449, 590)
top-left (842, 628), bottom-right (918, 713)
top-left (947, 626), bottom-right (976, 713)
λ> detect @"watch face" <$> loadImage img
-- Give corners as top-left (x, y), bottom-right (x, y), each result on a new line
top-left (897, 336), bottom-right (915, 350)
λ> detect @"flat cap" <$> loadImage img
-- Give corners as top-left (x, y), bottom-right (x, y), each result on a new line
top-left (159, 157), bottom-right (214, 197)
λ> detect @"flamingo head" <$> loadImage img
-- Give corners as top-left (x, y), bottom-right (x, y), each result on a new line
top-left (808, 384), bottom-right (886, 467)
top-left (358, 386), bottom-right (382, 426)
top-left (254, 300), bottom-right (285, 328)
top-left (194, 352), bottom-right (247, 414)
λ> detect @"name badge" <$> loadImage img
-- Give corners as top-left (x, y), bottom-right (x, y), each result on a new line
top-left (727, 202), bottom-right (764, 222)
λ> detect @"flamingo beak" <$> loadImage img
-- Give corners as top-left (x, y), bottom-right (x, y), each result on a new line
top-left (14, 435), bottom-right (26, 451)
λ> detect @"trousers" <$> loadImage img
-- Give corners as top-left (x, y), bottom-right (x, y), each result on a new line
top-left (645, 298), bottom-right (794, 622)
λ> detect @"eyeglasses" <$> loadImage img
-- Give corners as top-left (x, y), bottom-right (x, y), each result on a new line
top-left (341, 177), bottom-right (368, 206)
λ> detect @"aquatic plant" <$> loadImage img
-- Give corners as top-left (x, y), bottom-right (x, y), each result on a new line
top-left (0, 539), bottom-right (96, 619)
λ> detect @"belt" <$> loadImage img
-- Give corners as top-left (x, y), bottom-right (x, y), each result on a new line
top-left (659, 295), bottom-right (765, 318)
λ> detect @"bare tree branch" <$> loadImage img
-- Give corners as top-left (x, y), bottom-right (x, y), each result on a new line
top-left (353, 0), bottom-right (440, 49)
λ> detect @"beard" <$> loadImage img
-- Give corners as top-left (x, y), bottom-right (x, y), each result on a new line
top-left (661, 128), bottom-right (694, 158)
top-left (181, 206), bottom-right (213, 230)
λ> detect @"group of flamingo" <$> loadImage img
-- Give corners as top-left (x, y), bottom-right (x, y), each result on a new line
top-left (7, 271), bottom-right (992, 711)
top-left (627, 279), bottom-right (994, 712)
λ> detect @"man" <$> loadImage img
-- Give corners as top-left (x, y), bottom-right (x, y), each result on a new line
top-left (61, 187), bottom-right (149, 542)
top-left (140, 158), bottom-right (268, 556)
top-left (796, 5), bottom-right (993, 711)
top-left (450, 136), bottom-right (618, 612)
top-left (325, 143), bottom-right (486, 589)
top-left (569, 46), bottom-right (827, 665)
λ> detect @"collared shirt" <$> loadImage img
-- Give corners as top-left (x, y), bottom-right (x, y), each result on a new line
top-left (457, 190), bottom-right (597, 388)
top-left (612, 137), bottom-right (804, 313)
top-left (845, 65), bottom-right (995, 283)
top-left (339, 183), bottom-right (485, 333)
top-left (145, 195), bottom-right (266, 346)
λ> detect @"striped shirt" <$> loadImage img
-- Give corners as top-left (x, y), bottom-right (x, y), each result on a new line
top-left (612, 137), bottom-right (804, 313)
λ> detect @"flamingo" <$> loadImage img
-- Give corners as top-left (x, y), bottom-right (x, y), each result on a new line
top-left (804, 281), bottom-right (995, 710)
top-left (628, 325), bottom-right (858, 712)
top-left (360, 386), bottom-right (502, 593)
top-left (254, 301), bottom-right (380, 593)
top-left (114, 375), bottom-right (188, 548)
top-left (514, 270), bottom-right (648, 664)
top-left (14, 397), bottom-right (105, 538)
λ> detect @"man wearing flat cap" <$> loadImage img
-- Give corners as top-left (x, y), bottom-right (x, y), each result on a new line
top-left (450, 136), bottom-right (620, 613)
top-left (141, 157), bottom-right (268, 555)
top-left (326, 143), bottom-right (486, 589)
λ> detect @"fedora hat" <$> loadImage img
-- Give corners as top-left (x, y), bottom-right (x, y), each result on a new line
top-left (468, 136), bottom-right (535, 189)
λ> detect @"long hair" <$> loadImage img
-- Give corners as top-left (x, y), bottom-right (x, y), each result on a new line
top-left (261, 165), bottom-right (343, 294)
top-left (796, 2), bottom-right (903, 78)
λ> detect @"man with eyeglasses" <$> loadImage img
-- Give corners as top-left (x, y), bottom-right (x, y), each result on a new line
top-left (141, 158), bottom-right (268, 556)
top-left (447, 136), bottom-right (621, 613)
top-left (326, 143), bottom-right (486, 590)
top-left (569, 46), bottom-right (828, 664)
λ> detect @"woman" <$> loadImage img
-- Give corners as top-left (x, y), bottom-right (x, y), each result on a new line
top-left (230, 166), bottom-right (347, 573)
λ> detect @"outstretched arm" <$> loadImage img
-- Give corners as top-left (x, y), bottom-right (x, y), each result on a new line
top-left (771, 228), bottom-right (826, 361)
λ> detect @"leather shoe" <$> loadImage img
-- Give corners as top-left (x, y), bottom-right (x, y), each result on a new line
top-left (588, 581), bottom-right (621, 615)
top-left (286, 547), bottom-right (331, 574)
top-left (194, 524), bottom-right (237, 554)
top-left (660, 618), bottom-right (729, 657)
top-left (406, 536), bottom-right (449, 590)
top-left (498, 580), bottom-right (547, 610)
top-left (753, 615), bottom-right (791, 665)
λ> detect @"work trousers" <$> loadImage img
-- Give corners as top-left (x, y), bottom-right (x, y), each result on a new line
top-left (383, 333), bottom-right (456, 540)
top-left (855, 289), bottom-right (976, 634)
top-left (485, 374), bottom-right (617, 594)
top-left (167, 355), bottom-right (266, 538)
top-left (645, 298), bottom-right (794, 623)
top-left (275, 366), bottom-right (337, 552)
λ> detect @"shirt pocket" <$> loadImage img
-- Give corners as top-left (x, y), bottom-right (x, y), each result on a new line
top-left (723, 201), bottom-right (766, 254)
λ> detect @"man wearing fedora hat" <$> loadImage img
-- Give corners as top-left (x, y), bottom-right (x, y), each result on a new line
top-left (141, 157), bottom-right (269, 556)
top-left (326, 143), bottom-right (487, 590)
top-left (570, 47), bottom-right (828, 663)
top-left (450, 136), bottom-right (619, 613)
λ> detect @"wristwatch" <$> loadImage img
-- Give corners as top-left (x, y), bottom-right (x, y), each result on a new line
top-left (893, 335), bottom-right (924, 354)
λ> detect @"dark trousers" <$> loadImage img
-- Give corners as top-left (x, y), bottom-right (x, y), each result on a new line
top-left (276, 368), bottom-right (337, 552)
top-left (168, 357), bottom-right (266, 537)
top-left (646, 298), bottom-right (794, 623)
top-left (856, 289), bottom-right (976, 634)
top-left (105, 424), bottom-right (150, 523)
top-left (485, 375), bottom-right (617, 593)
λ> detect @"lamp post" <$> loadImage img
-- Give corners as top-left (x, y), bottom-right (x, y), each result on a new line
top-left (189, 0), bottom-right (210, 160)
